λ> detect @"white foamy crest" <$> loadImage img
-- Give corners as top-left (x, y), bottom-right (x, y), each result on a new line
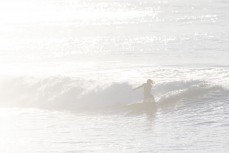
top-left (0, 76), bottom-right (227, 110)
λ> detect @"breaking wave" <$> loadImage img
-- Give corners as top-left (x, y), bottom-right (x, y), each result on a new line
top-left (0, 76), bottom-right (227, 110)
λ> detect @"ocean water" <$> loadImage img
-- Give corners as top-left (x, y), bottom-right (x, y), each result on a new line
top-left (0, 0), bottom-right (229, 152)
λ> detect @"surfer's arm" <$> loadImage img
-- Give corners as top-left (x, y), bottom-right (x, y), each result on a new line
top-left (133, 84), bottom-right (144, 90)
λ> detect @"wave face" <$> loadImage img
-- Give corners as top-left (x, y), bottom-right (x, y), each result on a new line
top-left (0, 76), bottom-right (140, 109)
top-left (0, 76), bottom-right (227, 110)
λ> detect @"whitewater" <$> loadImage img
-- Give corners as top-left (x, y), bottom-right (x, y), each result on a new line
top-left (0, 0), bottom-right (229, 152)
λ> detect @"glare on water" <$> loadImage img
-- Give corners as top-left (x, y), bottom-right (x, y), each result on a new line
top-left (0, 0), bottom-right (229, 153)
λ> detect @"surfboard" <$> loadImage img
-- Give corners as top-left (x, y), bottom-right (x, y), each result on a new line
top-left (127, 102), bottom-right (157, 112)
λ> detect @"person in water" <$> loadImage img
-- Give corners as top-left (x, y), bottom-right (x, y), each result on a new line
top-left (133, 79), bottom-right (155, 103)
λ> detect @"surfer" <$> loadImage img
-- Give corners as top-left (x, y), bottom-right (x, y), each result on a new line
top-left (133, 79), bottom-right (155, 103)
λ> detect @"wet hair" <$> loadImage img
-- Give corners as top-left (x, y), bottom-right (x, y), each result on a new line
top-left (147, 79), bottom-right (153, 83)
